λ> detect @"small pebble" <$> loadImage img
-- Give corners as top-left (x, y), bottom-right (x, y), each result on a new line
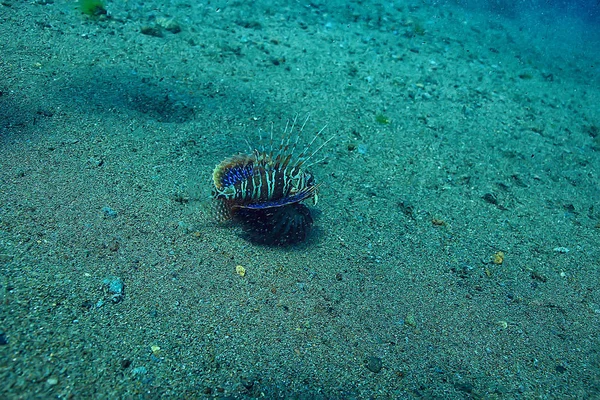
top-left (235, 265), bottom-right (246, 277)
top-left (102, 277), bottom-right (125, 303)
top-left (530, 270), bottom-right (548, 283)
top-left (47, 377), bottom-right (58, 386)
top-left (240, 375), bottom-right (255, 390)
top-left (366, 356), bottom-right (382, 373)
top-left (132, 366), bottom-right (147, 376)
top-left (162, 20), bottom-right (181, 34)
top-left (102, 206), bottom-right (118, 218)
top-left (405, 313), bottom-right (416, 327)
top-left (482, 193), bottom-right (498, 205)
top-left (492, 251), bottom-right (505, 265)
top-left (140, 25), bottom-right (163, 37)
top-left (555, 365), bottom-right (567, 373)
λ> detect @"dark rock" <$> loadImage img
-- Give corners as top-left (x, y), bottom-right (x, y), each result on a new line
top-left (140, 25), bottom-right (163, 38)
top-left (81, 300), bottom-right (94, 309)
top-left (482, 193), bottom-right (498, 205)
top-left (455, 381), bottom-right (475, 393)
top-left (366, 356), bottom-right (382, 373)
top-left (240, 375), bottom-right (254, 389)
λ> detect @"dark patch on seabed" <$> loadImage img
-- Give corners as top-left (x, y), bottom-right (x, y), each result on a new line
top-left (1, 0), bottom-right (600, 398)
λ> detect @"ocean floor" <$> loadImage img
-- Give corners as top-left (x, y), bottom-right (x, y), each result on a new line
top-left (1, 0), bottom-right (600, 398)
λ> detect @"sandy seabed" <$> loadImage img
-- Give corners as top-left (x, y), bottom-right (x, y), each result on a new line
top-left (1, 0), bottom-right (599, 398)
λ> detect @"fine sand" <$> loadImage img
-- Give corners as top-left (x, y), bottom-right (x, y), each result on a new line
top-left (1, 0), bottom-right (599, 398)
